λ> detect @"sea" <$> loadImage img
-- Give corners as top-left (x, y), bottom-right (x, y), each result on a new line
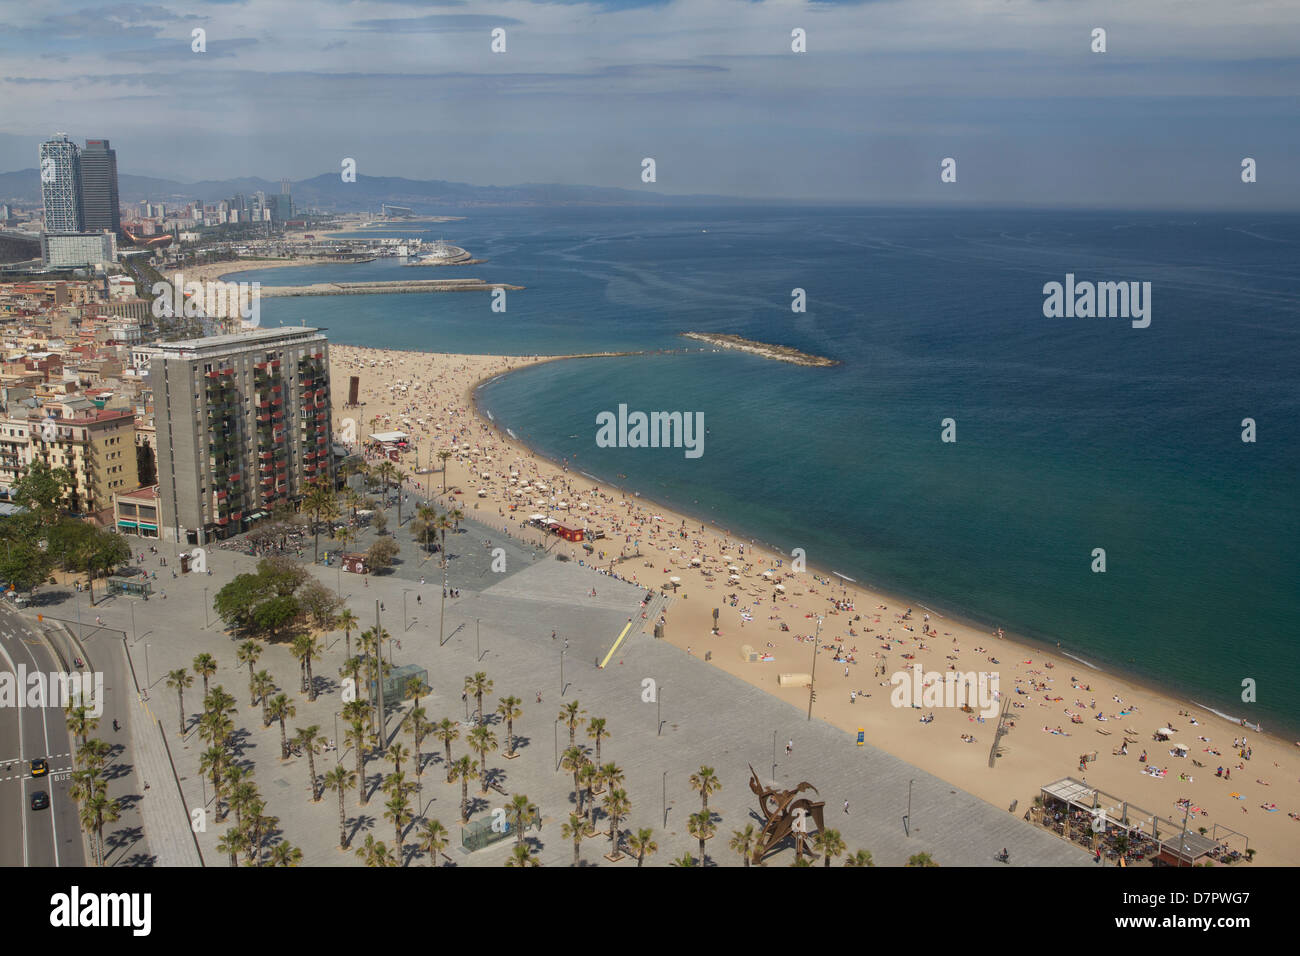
top-left (234, 205), bottom-right (1300, 737)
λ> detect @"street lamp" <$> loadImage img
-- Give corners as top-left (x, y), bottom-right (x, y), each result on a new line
top-left (373, 600), bottom-right (387, 751)
top-left (560, 648), bottom-right (566, 697)
top-left (772, 730), bottom-right (777, 780)
top-left (905, 778), bottom-right (913, 837)
top-left (656, 680), bottom-right (662, 736)
top-left (662, 771), bottom-right (668, 828)
top-left (144, 643), bottom-right (151, 696)
top-left (807, 616), bottom-right (823, 721)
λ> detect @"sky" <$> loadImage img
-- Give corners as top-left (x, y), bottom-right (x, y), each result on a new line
top-left (1, 0), bottom-right (1298, 208)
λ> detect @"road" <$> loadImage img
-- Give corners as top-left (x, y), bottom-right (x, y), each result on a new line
top-left (0, 604), bottom-right (85, 867)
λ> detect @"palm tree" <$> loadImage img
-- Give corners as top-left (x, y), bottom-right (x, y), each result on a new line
top-left (506, 792), bottom-right (538, 850)
top-left (496, 696), bottom-right (522, 756)
top-left (251, 670), bottom-right (275, 726)
top-left (346, 720), bottom-right (370, 806)
top-left (84, 792), bottom-right (121, 867)
top-left (64, 703), bottom-right (99, 748)
top-left (383, 769), bottom-right (414, 802)
top-left (561, 746), bottom-right (590, 815)
top-left (192, 653), bottom-right (218, 699)
top-left (204, 685), bottom-right (236, 720)
top-left (68, 767), bottom-right (105, 808)
top-left (448, 755), bottom-right (477, 822)
top-left (602, 788), bottom-right (630, 856)
top-left (418, 819), bottom-right (449, 866)
top-left (199, 746), bottom-right (226, 816)
top-left (906, 852), bottom-right (939, 867)
top-left (598, 762), bottom-right (624, 797)
top-left (467, 725), bottom-right (497, 793)
top-left (578, 761), bottom-right (600, 827)
top-left (165, 668), bottom-right (193, 735)
top-left (339, 656), bottom-right (364, 712)
top-left (405, 675), bottom-right (428, 708)
top-left (227, 779), bottom-right (259, 830)
top-left (690, 765), bottom-right (721, 812)
top-left (730, 824), bottom-right (758, 867)
top-left (337, 608), bottom-right (360, 661)
top-left (814, 828), bottom-right (846, 867)
top-left (198, 710), bottom-right (234, 751)
top-left (292, 634), bottom-right (320, 700)
top-left (384, 792), bottom-right (413, 848)
top-left (268, 694), bottom-right (296, 760)
top-left (322, 765), bottom-right (356, 849)
top-left (407, 707), bottom-right (432, 776)
top-left (688, 810), bottom-right (716, 865)
top-left (434, 718), bottom-right (459, 781)
top-left (561, 812), bottom-right (585, 866)
top-left (843, 849), bottom-right (875, 867)
top-left (355, 833), bottom-right (398, 867)
top-left (216, 827), bottom-right (247, 867)
top-left (269, 842), bottom-right (303, 867)
top-left (414, 502), bottom-right (438, 553)
top-left (76, 738), bottom-right (111, 773)
top-left (627, 828), bottom-right (658, 867)
top-left (586, 717), bottom-right (609, 763)
top-left (559, 700), bottom-right (586, 747)
top-left (236, 641), bottom-right (262, 705)
top-left (464, 672), bottom-right (493, 721)
top-left (672, 852), bottom-right (696, 867)
top-left (386, 741), bottom-right (410, 776)
top-left (506, 844), bottom-right (540, 867)
top-left (293, 725), bottom-right (322, 800)
top-left (438, 449), bottom-right (453, 493)
top-left (304, 481), bottom-right (337, 563)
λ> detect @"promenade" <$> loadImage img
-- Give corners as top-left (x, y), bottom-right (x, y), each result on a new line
top-left (34, 500), bottom-right (1087, 866)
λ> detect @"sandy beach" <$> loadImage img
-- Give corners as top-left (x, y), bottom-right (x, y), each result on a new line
top-left (329, 343), bottom-right (1300, 865)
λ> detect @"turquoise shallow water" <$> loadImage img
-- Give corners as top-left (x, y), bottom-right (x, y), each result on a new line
top-left (249, 205), bottom-right (1300, 735)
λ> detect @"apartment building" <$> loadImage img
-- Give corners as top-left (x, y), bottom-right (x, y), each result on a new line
top-left (151, 326), bottom-right (332, 544)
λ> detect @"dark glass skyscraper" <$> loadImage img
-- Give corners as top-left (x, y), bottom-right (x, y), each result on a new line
top-left (80, 139), bottom-right (121, 233)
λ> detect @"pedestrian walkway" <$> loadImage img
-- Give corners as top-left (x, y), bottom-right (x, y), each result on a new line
top-left (122, 641), bottom-right (202, 866)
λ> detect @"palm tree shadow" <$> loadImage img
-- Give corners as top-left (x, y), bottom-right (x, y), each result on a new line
top-left (347, 813), bottom-right (376, 846)
top-left (105, 825), bottom-right (144, 863)
top-left (511, 734), bottom-right (531, 751)
top-left (483, 767), bottom-right (507, 792)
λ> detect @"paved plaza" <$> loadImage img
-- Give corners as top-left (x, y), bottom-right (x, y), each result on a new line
top-left (42, 502), bottom-right (1089, 867)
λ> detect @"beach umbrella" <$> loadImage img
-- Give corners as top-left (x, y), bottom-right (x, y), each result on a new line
top-left (690, 557), bottom-right (701, 565)
top-left (728, 565), bottom-right (740, 573)
top-left (775, 584), bottom-right (785, 592)
top-left (762, 571), bottom-right (773, 579)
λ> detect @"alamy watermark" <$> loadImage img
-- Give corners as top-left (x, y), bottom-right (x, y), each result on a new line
top-left (595, 404), bottom-right (704, 459)
top-left (1, 666), bottom-right (104, 717)
top-left (1042, 273), bottom-right (1150, 328)
top-left (890, 668), bottom-right (999, 719)
top-left (151, 273), bottom-right (261, 327)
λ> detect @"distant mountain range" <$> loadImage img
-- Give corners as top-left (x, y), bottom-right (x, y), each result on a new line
top-left (0, 169), bottom-right (748, 211)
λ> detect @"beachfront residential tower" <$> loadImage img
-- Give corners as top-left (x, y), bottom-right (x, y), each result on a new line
top-left (39, 134), bottom-right (83, 232)
top-left (151, 327), bottom-right (333, 545)
top-left (79, 139), bottom-right (121, 234)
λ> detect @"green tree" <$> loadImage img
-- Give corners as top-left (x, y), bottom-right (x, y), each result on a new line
top-left (690, 765), bottom-right (721, 812)
top-left (303, 481), bottom-right (338, 564)
top-left (433, 718), bottom-right (459, 782)
top-left (497, 695), bottom-right (522, 757)
top-left (291, 633), bottom-right (320, 700)
top-left (906, 852), bottom-right (939, 867)
top-left (688, 810), bottom-right (716, 865)
top-left (464, 671), bottom-right (493, 722)
top-left (293, 725), bottom-right (322, 800)
top-left (844, 849), bottom-right (875, 867)
top-left (467, 725), bottom-right (497, 793)
top-left (165, 668), bottom-right (193, 735)
top-left (11, 459), bottom-right (73, 526)
top-left (418, 818), bottom-right (449, 866)
top-left (627, 828), bottom-right (658, 867)
top-left (562, 812), bottom-right (585, 866)
top-left (814, 828), bottom-right (846, 867)
top-left (251, 670), bottom-right (275, 726)
top-left (559, 700), bottom-right (585, 748)
top-left (449, 754), bottom-right (477, 822)
top-left (730, 824), bottom-right (758, 867)
top-left (506, 844), bottom-right (540, 867)
top-left (438, 449), bottom-right (453, 493)
top-left (602, 788), bottom-right (630, 855)
top-left (586, 716), bottom-right (609, 763)
top-left (192, 653), bottom-right (218, 699)
top-left (337, 607), bottom-right (360, 661)
top-left (252, 594), bottom-right (300, 641)
top-left (235, 641), bottom-right (262, 705)
top-left (366, 535), bottom-right (399, 571)
top-left (506, 792), bottom-right (538, 850)
top-left (407, 707), bottom-right (432, 777)
top-left (268, 694), bottom-right (295, 759)
top-left (561, 745), bottom-right (590, 816)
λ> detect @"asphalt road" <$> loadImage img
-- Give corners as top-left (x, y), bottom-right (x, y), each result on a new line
top-left (0, 603), bottom-right (85, 867)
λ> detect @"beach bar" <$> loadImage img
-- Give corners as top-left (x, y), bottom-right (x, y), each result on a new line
top-left (1035, 776), bottom-right (1247, 866)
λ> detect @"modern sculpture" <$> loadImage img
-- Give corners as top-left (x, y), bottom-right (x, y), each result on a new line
top-left (747, 764), bottom-right (826, 864)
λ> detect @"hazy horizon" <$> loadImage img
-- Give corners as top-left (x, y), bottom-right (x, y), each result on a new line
top-left (1, 0), bottom-right (1298, 209)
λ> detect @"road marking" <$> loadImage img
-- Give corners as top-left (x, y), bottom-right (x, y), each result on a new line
top-left (598, 619), bottom-right (636, 670)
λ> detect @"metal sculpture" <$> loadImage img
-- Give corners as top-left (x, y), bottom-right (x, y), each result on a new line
top-left (747, 764), bottom-right (826, 864)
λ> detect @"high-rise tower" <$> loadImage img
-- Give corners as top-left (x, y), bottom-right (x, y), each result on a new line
top-left (39, 133), bottom-right (83, 232)
top-left (80, 139), bottom-right (121, 233)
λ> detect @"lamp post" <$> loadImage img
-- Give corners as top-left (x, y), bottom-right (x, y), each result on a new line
top-left (772, 730), bottom-right (777, 780)
top-left (662, 771), bottom-right (668, 828)
top-left (374, 600), bottom-right (386, 750)
top-left (905, 778), bottom-right (913, 837)
top-left (560, 649), bottom-right (566, 697)
top-left (130, 600), bottom-right (137, 644)
top-left (807, 616), bottom-right (822, 721)
top-left (656, 681), bottom-right (663, 736)
top-left (334, 711), bottom-right (340, 767)
top-left (144, 643), bottom-right (151, 696)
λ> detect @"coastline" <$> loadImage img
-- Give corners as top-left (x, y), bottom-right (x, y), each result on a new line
top-left (328, 342), bottom-right (1300, 864)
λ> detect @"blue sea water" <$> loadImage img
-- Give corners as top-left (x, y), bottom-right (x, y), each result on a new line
top-left (244, 206), bottom-right (1300, 735)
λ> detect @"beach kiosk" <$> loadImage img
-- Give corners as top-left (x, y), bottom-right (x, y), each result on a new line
top-left (341, 552), bottom-right (369, 574)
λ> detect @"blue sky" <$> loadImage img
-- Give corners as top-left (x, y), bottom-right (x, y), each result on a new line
top-left (1, 0), bottom-right (1297, 207)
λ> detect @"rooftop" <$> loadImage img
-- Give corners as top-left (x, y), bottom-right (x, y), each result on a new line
top-left (155, 327), bottom-right (325, 356)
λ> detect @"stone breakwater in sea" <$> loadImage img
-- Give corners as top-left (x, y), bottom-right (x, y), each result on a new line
top-left (258, 279), bottom-right (523, 297)
top-left (682, 332), bottom-right (839, 366)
